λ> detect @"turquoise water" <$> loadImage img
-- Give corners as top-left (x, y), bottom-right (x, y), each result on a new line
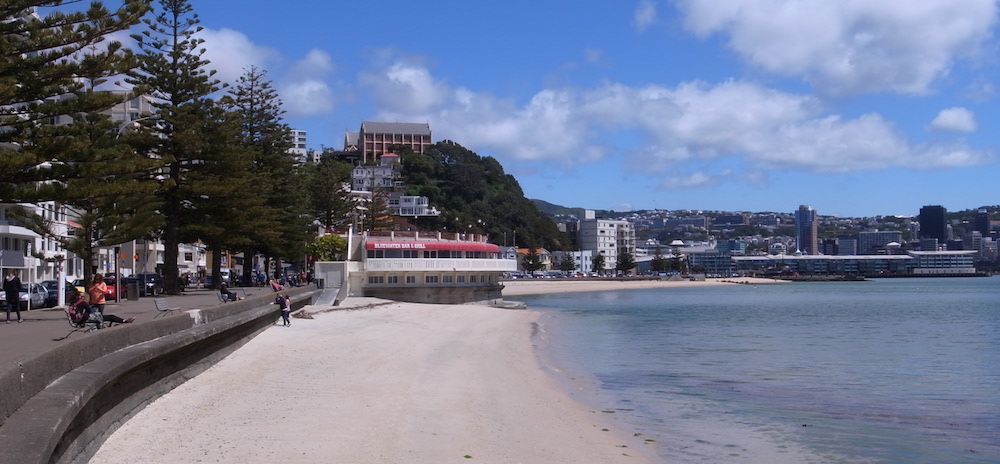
top-left (523, 277), bottom-right (1000, 463)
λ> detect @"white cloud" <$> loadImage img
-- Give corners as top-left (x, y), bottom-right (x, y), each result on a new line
top-left (674, 0), bottom-right (999, 95)
top-left (289, 49), bottom-right (336, 78)
top-left (197, 28), bottom-right (280, 86)
top-left (279, 49), bottom-right (338, 117)
top-left (361, 61), bottom-right (451, 114)
top-left (280, 79), bottom-right (335, 117)
top-left (929, 107), bottom-right (977, 132)
top-left (359, 60), bottom-right (992, 178)
top-left (633, 0), bottom-right (658, 32)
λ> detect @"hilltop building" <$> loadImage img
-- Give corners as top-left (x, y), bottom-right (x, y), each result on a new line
top-left (344, 121), bottom-right (432, 164)
top-left (350, 153), bottom-right (440, 219)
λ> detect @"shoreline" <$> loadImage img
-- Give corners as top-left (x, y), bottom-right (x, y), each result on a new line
top-left (90, 299), bottom-right (657, 463)
top-left (502, 276), bottom-right (784, 297)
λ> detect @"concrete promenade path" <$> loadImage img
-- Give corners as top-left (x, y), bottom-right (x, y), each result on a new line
top-left (0, 285), bottom-right (272, 367)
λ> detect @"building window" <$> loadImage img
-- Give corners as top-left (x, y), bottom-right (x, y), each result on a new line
top-left (405, 276), bottom-right (416, 284)
top-left (425, 275), bottom-right (438, 283)
top-left (368, 275), bottom-right (384, 284)
top-left (442, 275), bottom-right (453, 283)
top-left (387, 275), bottom-right (399, 284)
top-left (470, 275), bottom-right (477, 283)
top-left (457, 275), bottom-right (465, 283)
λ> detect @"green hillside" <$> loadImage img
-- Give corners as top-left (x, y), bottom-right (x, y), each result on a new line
top-left (398, 141), bottom-right (569, 251)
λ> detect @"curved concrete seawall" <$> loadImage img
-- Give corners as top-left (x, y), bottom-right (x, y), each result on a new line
top-left (0, 286), bottom-right (318, 464)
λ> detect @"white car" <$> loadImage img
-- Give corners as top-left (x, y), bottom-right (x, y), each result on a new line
top-left (16, 283), bottom-right (48, 310)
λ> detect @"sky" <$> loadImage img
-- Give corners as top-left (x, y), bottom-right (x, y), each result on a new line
top-left (66, 1), bottom-right (1000, 217)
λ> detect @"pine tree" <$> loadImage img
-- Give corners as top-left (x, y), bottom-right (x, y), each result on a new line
top-left (219, 66), bottom-right (295, 285)
top-left (616, 250), bottom-right (636, 274)
top-left (522, 247), bottom-right (544, 273)
top-left (127, 0), bottom-right (224, 294)
top-left (362, 187), bottom-right (394, 232)
top-left (307, 153), bottom-right (357, 232)
top-left (556, 253), bottom-right (576, 272)
top-left (0, 1), bottom-right (151, 197)
top-left (651, 245), bottom-right (669, 272)
top-left (591, 252), bottom-right (606, 275)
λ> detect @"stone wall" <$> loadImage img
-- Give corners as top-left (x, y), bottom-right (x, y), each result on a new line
top-left (0, 287), bottom-right (318, 464)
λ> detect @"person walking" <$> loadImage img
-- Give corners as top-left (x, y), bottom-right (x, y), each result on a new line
top-left (87, 273), bottom-right (110, 314)
top-left (4, 270), bottom-right (22, 323)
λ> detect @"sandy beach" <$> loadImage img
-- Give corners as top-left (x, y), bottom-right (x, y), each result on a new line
top-left (90, 298), bottom-right (657, 464)
top-left (502, 276), bottom-right (783, 297)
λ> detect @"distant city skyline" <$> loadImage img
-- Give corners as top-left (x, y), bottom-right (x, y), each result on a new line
top-left (49, 1), bottom-right (1000, 217)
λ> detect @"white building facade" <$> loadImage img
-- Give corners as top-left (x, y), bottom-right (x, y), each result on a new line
top-left (576, 210), bottom-right (635, 272)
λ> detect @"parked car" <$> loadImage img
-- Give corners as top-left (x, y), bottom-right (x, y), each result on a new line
top-left (71, 278), bottom-right (87, 295)
top-left (104, 277), bottom-right (126, 300)
top-left (124, 273), bottom-right (161, 297)
top-left (7, 283), bottom-right (48, 310)
top-left (40, 280), bottom-right (75, 307)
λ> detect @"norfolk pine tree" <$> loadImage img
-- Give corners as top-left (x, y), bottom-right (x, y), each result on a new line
top-left (127, 0), bottom-right (224, 294)
top-left (0, 1), bottom-right (150, 196)
top-left (1, 2), bottom-right (158, 281)
top-left (307, 153), bottom-right (356, 233)
top-left (220, 66), bottom-right (300, 285)
top-left (616, 250), bottom-right (636, 275)
top-left (591, 252), bottom-right (606, 275)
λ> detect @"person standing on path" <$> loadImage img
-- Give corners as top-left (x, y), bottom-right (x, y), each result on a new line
top-left (281, 294), bottom-right (292, 326)
top-left (4, 269), bottom-right (22, 323)
top-left (88, 273), bottom-right (110, 314)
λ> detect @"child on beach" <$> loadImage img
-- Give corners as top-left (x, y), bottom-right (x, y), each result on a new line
top-left (280, 294), bottom-right (291, 327)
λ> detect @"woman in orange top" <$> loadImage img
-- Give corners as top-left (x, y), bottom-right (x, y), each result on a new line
top-left (88, 273), bottom-right (110, 314)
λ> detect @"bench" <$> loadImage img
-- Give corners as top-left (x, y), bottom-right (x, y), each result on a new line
top-left (153, 298), bottom-right (181, 317)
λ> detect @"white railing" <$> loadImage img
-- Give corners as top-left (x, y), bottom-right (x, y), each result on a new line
top-left (365, 258), bottom-right (517, 272)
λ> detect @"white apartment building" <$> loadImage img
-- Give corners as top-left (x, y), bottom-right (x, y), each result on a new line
top-left (0, 202), bottom-right (82, 283)
top-left (576, 210), bottom-right (636, 272)
top-left (288, 129), bottom-right (311, 164)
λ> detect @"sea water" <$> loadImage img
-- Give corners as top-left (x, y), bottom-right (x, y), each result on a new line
top-left (523, 277), bottom-right (1000, 463)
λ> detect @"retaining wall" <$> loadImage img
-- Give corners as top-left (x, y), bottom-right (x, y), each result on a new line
top-left (0, 286), bottom-right (318, 464)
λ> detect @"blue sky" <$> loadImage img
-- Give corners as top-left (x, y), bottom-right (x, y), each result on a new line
top-left (84, 1), bottom-right (1000, 217)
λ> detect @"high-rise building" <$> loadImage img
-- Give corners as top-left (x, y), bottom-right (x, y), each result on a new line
top-left (974, 209), bottom-right (990, 236)
top-left (794, 205), bottom-right (819, 255)
top-left (918, 205), bottom-right (947, 241)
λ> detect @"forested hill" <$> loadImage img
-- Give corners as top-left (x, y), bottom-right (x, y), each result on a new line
top-left (399, 141), bottom-right (568, 251)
